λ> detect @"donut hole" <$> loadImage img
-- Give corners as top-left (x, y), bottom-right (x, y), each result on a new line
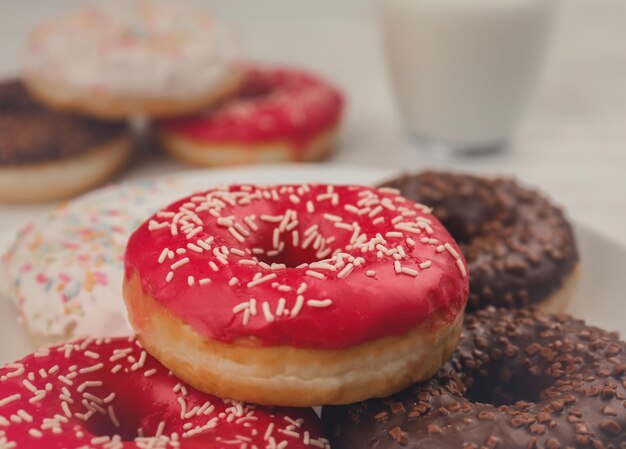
top-left (249, 224), bottom-right (354, 268)
top-left (238, 76), bottom-right (274, 100)
top-left (255, 242), bottom-right (338, 268)
top-left (463, 361), bottom-right (552, 407)
top-left (66, 375), bottom-right (179, 441)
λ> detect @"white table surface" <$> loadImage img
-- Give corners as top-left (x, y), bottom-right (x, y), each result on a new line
top-left (0, 0), bottom-right (625, 246)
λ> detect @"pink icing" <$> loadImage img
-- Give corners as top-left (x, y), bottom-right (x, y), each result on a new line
top-left (125, 184), bottom-right (469, 350)
top-left (158, 66), bottom-right (344, 150)
top-left (0, 337), bottom-right (327, 448)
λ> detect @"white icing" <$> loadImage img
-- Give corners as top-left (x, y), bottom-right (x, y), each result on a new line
top-left (24, 0), bottom-right (240, 97)
top-left (1, 176), bottom-right (214, 342)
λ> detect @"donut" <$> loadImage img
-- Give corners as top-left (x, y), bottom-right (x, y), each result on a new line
top-left (123, 184), bottom-right (469, 406)
top-left (156, 66), bottom-right (344, 167)
top-left (322, 307), bottom-right (626, 448)
top-left (0, 337), bottom-right (329, 448)
top-left (23, 0), bottom-right (242, 119)
top-left (1, 176), bottom-right (213, 347)
top-left (0, 80), bottom-right (131, 203)
top-left (379, 171), bottom-right (580, 312)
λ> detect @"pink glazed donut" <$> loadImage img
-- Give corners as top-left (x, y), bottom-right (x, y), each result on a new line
top-left (157, 66), bottom-right (344, 166)
top-left (123, 184), bottom-right (469, 406)
top-left (0, 337), bottom-right (328, 448)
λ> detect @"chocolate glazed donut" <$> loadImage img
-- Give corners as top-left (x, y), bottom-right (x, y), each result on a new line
top-left (323, 307), bottom-right (626, 448)
top-left (379, 171), bottom-right (579, 311)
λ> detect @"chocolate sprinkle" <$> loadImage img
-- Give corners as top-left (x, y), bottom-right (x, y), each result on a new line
top-left (323, 307), bottom-right (626, 448)
top-left (0, 80), bottom-right (127, 165)
top-left (378, 171), bottom-right (579, 310)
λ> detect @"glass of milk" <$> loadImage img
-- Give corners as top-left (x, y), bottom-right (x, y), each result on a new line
top-left (379, 0), bottom-right (558, 154)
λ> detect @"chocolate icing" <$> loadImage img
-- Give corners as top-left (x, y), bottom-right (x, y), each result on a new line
top-left (0, 80), bottom-right (127, 165)
top-left (323, 307), bottom-right (626, 448)
top-left (379, 171), bottom-right (579, 310)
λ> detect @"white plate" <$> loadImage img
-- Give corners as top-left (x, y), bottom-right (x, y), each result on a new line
top-left (0, 164), bottom-right (624, 365)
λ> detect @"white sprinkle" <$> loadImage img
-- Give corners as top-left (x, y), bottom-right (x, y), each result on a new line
top-left (78, 380), bottom-right (103, 392)
top-left (17, 409), bottom-right (32, 422)
top-left (186, 226), bottom-right (202, 239)
top-left (22, 380), bottom-right (36, 393)
top-left (178, 397), bottom-right (187, 419)
top-left (378, 186), bottom-right (401, 194)
top-left (334, 222), bottom-right (353, 231)
top-left (420, 261), bottom-right (432, 269)
top-left (395, 224), bottom-right (421, 234)
top-left (264, 422), bottom-right (275, 441)
top-left (84, 351), bottom-right (100, 360)
top-left (244, 215), bottom-right (258, 231)
top-left (217, 217), bottom-right (234, 227)
top-left (260, 214), bottom-right (283, 223)
top-left (0, 394), bottom-right (20, 407)
top-left (78, 363), bottom-right (104, 374)
top-left (305, 270), bottom-right (326, 280)
top-left (229, 277), bottom-right (240, 287)
top-left (158, 248), bottom-right (169, 264)
top-left (276, 298), bottom-right (286, 316)
top-left (108, 406), bottom-right (120, 428)
top-left (272, 228), bottom-right (281, 249)
top-left (171, 258), bottom-right (190, 270)
top-left (144, 369), bottom-right (157, 377)
top-left (401, 267), bottom-right (419, 277)
top-left (247, 273), bottom-right (277, 288)
top-left (199, 278), bottom-right (212, 285)
top-left (309, 262), bottom-right (336, 272)
top-left (187, 243), bottom-right (203, 253)
top-left (365, 270), bottom-right (376, 277)
top-left (445, 243), bottom-right (461, 260)
top-left (307, 299), bottom-right (333, 308)
top-left (209, 261), bottom-right (219, 271)
top-left (228, 227), bottom-right (245, 243)
top-left (323, 213), bottom-right (342, 223)
top-left (262, 302), bottom-right (274, 322)
top-left (369, 205), bottom-right (383, 217)
top-left (187, 276), bottom-right (195, 286)
top-left (291, 296), bottom-right (305, 318)
top-left (61, 401), bottom-right (72, 417)
top-left (456, 259), bottom-right (467, 277)
top-left (385, 231), bottom-right (403, 239)
top-left (166, 271), bottom-right (174, 283)
top-left (337, 263), bottom-right (354, 279)
top-left (394, 260), bottom-right (402, 274)
top-left (58, 375), bottom-right (73, 386)
top-left (233, 302), bottom-right (248, 314)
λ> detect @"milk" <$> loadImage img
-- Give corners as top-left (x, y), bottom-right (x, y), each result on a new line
top-left (379, 0), bottom-right (558, 152)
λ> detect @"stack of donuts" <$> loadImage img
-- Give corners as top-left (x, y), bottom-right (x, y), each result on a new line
top-left (1, 0), bottom-right (344, 203)
top-left (4, 170), bottom-right (624, 448)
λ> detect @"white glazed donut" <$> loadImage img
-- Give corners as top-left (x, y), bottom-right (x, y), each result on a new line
top-left (1, 177), bottom-right (210, 347)
top-left (23, 0), bottom-right (242, 119)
